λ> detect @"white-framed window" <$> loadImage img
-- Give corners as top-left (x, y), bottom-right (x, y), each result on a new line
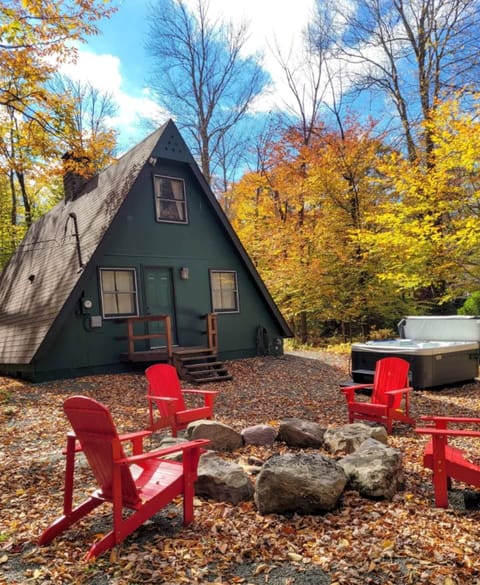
top-left (154, 175), bottom-right (187, 223)
top-left (99, 268), bottom-right (139, 318)
top-left (210, 270), bottom-right (239, 313)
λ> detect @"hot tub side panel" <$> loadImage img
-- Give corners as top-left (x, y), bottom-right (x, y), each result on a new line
top-left (351, 347), bottom-right (479, 388)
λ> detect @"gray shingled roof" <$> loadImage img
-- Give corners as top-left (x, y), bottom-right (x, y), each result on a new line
top-left (0, 123), bottom-right (167, 364)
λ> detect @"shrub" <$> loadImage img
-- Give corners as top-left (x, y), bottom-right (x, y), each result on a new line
top-left (458, 292), bottom-right (480, 316)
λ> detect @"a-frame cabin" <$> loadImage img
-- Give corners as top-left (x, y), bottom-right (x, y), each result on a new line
top-left (0, 120), bottom-right (291, 382)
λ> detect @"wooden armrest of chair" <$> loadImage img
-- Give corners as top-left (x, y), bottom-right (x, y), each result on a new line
top-left (385, 387), bottom-right (412, 408)
top-left (420, 415), bottom-right (480, 425)
top-left (65, 429), bottom-right (152, 455)
top-left (342, 384), bottom-right (373, 401)
top-left (118, 429), bottom-right (152, 454)
top-left (182, 389), bottom-right (219, 396)
top-left (146, 394), bottom-right (177, 402)
top-left (416, 427), bottom-right (480, 438)
top-left (417, 416), bottom-right (480, 438)
top-left (118, 439), bottom-right (211, 464)
top-left (118, 430), bottom-right (152, 442)
top-left (342, 383), bottom-right (373, 392)
top-left (385, 387), bottom-right (412, 395)
top-left (145, 395), bottom-right (178, 431)
top-left (146, 395), bottom-right (177, 412)
top-left (181, 389), bottom-right (218, 408)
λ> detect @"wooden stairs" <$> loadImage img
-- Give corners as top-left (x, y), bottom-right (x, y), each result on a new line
top-left (172, 347), bottom-right (232, 384)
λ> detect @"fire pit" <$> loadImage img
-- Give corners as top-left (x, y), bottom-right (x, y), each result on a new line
top-left (351, 316), bottom-right (480, 388)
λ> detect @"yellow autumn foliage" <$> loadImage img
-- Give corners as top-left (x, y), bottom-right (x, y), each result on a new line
top-left (231, 121), bottom-right (407, 339)
top-left (363, 95), bottom-right (480, 301)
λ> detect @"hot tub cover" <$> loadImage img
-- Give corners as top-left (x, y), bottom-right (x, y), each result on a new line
top-left (398, 315), bottom-right (480, 342)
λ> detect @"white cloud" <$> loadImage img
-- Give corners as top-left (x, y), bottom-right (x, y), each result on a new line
top-left (182, 0), bottom-right (318, 114)
top-left (60, 50), bottom-right (169, 148)
top-left (60, 51), bottom-right (122, 95)
top-left (183, 0), bottom-right (315, 58)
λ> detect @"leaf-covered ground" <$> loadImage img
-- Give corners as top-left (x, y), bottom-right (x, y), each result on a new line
top-left (1, 351), bottom-right (480, 585)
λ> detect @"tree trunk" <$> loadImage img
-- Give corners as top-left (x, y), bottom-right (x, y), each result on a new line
top-left (298, 310), bottom-right (308, 344)
top-left (9, 170), bottom-right (17, 226)
top-left (16, 170), bottom-right (32, 227)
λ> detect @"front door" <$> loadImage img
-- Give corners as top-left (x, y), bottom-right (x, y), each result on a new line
top-left (143, 267), bottom-right (177, 347)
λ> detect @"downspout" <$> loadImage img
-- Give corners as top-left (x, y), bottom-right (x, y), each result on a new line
top-left (66, 212), bottom-right (84, 270)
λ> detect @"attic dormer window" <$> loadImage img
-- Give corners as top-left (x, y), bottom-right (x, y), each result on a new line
top-left (154, 176), bottom-right (187, 223)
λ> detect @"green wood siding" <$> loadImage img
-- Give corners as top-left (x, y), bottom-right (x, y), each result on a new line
top-left (31, 159), bottom-right (285, 378)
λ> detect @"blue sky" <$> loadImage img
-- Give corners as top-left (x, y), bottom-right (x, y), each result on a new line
top-left (87, 1), bottom-right (151, 96)
top-left (61, 0), bottom-right (319, 152)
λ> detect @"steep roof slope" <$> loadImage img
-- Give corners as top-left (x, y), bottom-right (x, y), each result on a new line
top-left (0, 124), bottom-right (167, 364)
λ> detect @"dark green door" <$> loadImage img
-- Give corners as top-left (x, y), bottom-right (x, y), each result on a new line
top-left (144, 267), bottom-right (177, 347)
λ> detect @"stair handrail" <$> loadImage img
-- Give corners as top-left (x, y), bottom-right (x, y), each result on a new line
top-left (126, 315), bottom-right (173, 359)
top-left (206, 313), bottom-right (218, 352)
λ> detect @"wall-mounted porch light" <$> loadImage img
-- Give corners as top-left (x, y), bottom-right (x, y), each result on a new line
top-left (179, 266), bottom-right (189, 280)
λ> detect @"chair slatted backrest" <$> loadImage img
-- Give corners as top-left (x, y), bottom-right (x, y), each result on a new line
top-left (63, 396), bottom-right (141, 508)
top-left (371, 357), bottom-right (410, 408)
top-left (145, 364), bottom-right (187, 415)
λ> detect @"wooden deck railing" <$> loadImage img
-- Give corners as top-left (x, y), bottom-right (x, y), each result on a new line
top-left (124, 313), bottom-right (218, 361)
top-left (125, 315), bottom-right (173, 360)
top-left (206, 313), bottom-right (218, 352)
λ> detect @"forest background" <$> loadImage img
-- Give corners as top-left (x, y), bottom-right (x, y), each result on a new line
top-left (2, 0), bottom-right (480, 346)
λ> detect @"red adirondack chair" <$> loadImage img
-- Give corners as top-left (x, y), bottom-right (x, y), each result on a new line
top-left (416, 416), bottom-right (480, 508)
top-left (38, 395), bottom-right (210, 560)
top-left (341, 357), bottom-right (414, 433)
top-left (145, 364), bottom-right (218, 436)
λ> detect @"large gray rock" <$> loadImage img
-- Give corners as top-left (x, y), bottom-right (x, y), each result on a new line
top-left (277, 418), bottom-right (326, 448)
top-left (186, 420), bottom-right (244, 452)
top-left (339, 438), bottom-right (404, 499)
top-left (241, 424), bottom-right (277, 446)
top-left (254, 453), bottom-right (347, 515)
top-left (196, 452), bottom-right (254, 504)
top-left (323, 423), bottom-right (388, 455)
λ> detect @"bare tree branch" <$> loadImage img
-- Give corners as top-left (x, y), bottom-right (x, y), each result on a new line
top-left (311, 0), bottom-right (480, 161)
top-left (146, 0), bottom-right (268, 186)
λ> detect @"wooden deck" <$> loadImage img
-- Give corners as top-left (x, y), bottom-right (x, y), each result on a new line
top-left (120, 314), bottom-right (231, 382)
top-left (120, 348), bottom-right (170, 363)
top-left (120, 346), bottom-right (206, 364)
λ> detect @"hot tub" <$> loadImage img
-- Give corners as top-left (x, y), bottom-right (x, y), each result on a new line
top-left (351, 316), bottom-right (480, 388)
